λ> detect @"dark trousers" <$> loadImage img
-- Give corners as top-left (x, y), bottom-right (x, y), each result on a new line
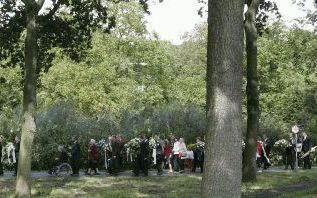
top-left (285, 152), bottom-right (295, 170)
top-left (71, 159), bottom-right (80, 174)
top-left (156, 155), bottom-right (163, 175)
top-left (88, 160), bottom-right (98, 174)
top-left (177, 157), bottom-right (184, 171)
top-left (133, 157), bottom-right (148, 176)
top-left (109, 158), bottom-right (119, 175)
top-left (14, 159), bottom-right (18, 175)
top-left (0, 161), bottom-right (3, 175)
top-left (172, 155), bottom-right (179, 171)
top-left (192, 160), bottom-right (203, 173)
top-left (303, 154), bottom-right (311, 169)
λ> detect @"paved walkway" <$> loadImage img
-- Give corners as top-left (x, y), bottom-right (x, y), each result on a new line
top-left (1, 166), bottom-right (315, 179)
top-left (0, 169), bottom-right (202, 179)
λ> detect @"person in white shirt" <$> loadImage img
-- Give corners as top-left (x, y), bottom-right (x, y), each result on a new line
top-left (178, 138), bottom-right (187, 173)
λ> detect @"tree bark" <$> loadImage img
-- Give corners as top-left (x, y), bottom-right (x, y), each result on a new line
top-left (202, 0), bottom-right (244, 197)
top-left (15, 2), bottom-right (39, 197)
top-left (242, 0), bottom-right (260, 182)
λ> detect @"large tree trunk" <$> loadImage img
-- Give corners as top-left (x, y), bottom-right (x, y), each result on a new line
top-left (242, 0), bottom-right (260, 182)
top-left (15, 4), bottom-right (39, 198)
top-left (202, 0), bottom-right (244, 197)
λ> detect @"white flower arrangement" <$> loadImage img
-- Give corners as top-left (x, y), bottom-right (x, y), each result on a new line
top-left (149, 137), bottom-right (157, 149)
top-left (273, 139), bottom-right (288, 149)
top-left (124, 138), bottom-right (141, 157)
top-left (196, 141), bottom-right (205, 151)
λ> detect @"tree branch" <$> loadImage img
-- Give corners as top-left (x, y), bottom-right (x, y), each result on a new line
top-left (44, 0), bottom-right (61, 19)
top-left (36, 0), bottom-right (46, 9)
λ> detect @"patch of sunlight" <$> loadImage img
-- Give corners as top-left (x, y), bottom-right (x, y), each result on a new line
top-left (186, 175), bottom-right (202, 180)
top-left (1, 187), bottom-right (10, 192)
top-left (135, 191), bottom-right (151, 198)
top-left (67, 180), bottom-right (113, 189)
top-left (50, 188), bottom-right (87, 197)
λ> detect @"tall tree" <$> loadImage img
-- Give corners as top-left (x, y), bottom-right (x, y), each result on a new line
top-left (16, 1), bottom-right (43, 196)
top-left (242, 0), bottom-right (280, 182)
top-left (202, 0), bottom-right (244, 197)
top-left (242, 0), bottom-right (261, 182)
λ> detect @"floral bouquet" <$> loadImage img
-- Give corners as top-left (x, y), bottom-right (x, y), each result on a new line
top-left (149, 137), bottom-right (157, 149)
top-left (124, 138), bottom-right (141, 157)
top-left (272, 139), bottom-right (288, 165)
top-left (196, 141), bottom-right (205, 151)
top-left (273, 139), bottom-right (288, 150)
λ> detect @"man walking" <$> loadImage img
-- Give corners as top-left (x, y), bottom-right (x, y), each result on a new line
top-left (71, 137), bottom-right (81, 176)
top-left (14, 136), bottom-right (20, 176)
top-left (302, 132), bottom-right (311, 169)
top-left (0, 135), bottom-right (4, 176)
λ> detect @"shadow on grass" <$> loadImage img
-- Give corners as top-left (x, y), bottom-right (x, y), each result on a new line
top-left (0, 175), bottom-right (202, 198)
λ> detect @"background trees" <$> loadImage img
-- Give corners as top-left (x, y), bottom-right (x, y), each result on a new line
top-left (0, 0), bottom-right (316, 195)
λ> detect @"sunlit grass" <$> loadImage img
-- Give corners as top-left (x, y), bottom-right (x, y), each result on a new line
top-left (1, 169), bottom-right (317, 197)
top-left (242, 169), bottom-right (317, 192)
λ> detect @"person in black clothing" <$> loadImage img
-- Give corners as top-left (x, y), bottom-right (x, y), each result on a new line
top-left (14, 136), bottom-right (20, 176)
top-left (302, 132), bottom-right (312, 169)
top-left (261, 136), bottom-right (271, 170)
top-left (0, 135), bottom-right (3, 176)
top-left (285, 134), bottom-right (296, 170)
top-left (192, 137), bottom-right (204, 173)
top-left (71, 137), bottom-right (81, 176)
top-left (133, 135), bottom-right (150, 176)
top-left (155, 137), bottom-right (164, 175)
top-left (107, 135), bottom-right (120, 176)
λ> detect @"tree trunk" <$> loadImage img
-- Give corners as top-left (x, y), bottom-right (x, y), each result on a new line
top-left (15, 4), bottom-right (39, 198)
top-left (202, 0), bottom-right (244, 197)
top-left (242, 0), bottom-right (260, 182)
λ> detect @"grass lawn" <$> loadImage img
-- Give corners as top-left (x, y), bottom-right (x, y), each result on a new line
top-left (280, 188), bottom-right (317, 198)
top-left (1, 169), bottom-right (317, 197)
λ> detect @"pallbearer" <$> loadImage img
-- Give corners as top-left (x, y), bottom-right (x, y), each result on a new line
top-left (110, 135), bottom-right (120, 176)
top-left (71, 136), bottom-right (81, 176)
top-left (302, 132), bottom-right (312, 169)
top-left (134, 134), bottom-right (150, 176)
top-left (0, 135), bottom-right (3, 176)
top-left (13, 136), bottom-right (20, 176)
top-left (192, 137), bottom-right (205, 173)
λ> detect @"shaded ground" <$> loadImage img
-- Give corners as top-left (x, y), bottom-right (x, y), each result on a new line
top-left (243, 178), bottom-right (317, 198)
top-left (1, 167), bottom-right (317, 197)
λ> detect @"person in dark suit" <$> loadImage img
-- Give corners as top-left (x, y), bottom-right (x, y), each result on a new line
top-left (134, 134), bottom-right (150, 176)
top-left (0, 135), bottom-right (4, 176)
top-left (109, 135), bottom-right (120, 176)
top-left (302, 132), bottom-right (312, 169)
top-left (14, 136), bottom-right (20, 176)
top-left (285, 134), bottom-right (296, 170)
top-left (192, 137), bottom-right (205, 173)
top-left (71, 137), bottom-right (81, 176)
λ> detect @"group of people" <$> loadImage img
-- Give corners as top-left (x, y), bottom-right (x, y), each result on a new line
top-left (44, 134), bottom-right (205, 177)
top-left (1, 131), bottom-right (315, 177)
top-left (284, 132), bottom-right (314, 170)
top-left (255, 132), bottom-right (315, 171)
top-left (0, 135), bottom-right (20, 176)
top-left (106, 134), bottom-right (205, 176)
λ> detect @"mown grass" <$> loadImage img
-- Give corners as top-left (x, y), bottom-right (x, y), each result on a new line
top-left (280, 187), bottom-right (317, 198)
top-left (1, 169), bottom-right (317, 197)
top-left (242, 169), bottom-right (317, 193)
